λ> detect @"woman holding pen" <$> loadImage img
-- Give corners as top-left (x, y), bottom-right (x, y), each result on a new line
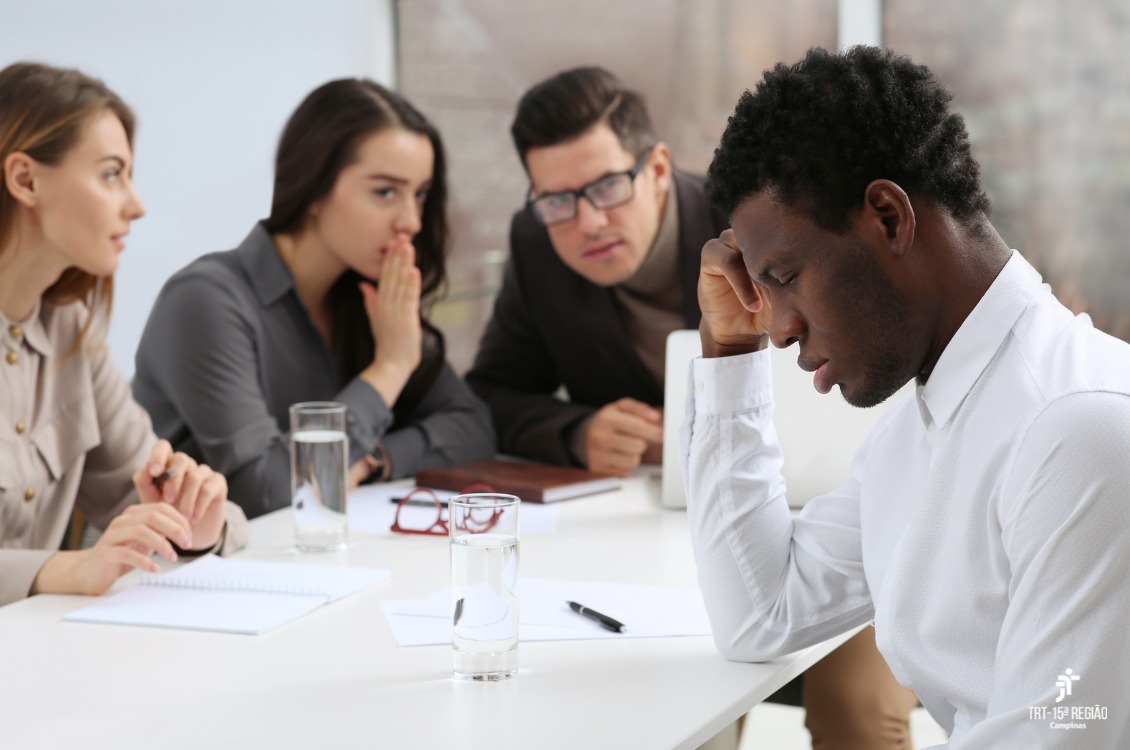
top-left (132, 78), bottom-right (494, 518)
top-left (0, 62), bottom-right (248, 606)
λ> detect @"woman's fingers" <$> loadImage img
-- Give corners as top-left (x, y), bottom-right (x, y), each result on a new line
top-left (189, 472), bottom-right (228, 538)
top-left (175, 463), bottom-right (217, 524)
top-left (398, 267), bottom-right (421, 312)
top-left (381, 235), bottom-right (409, 285)
top-left (108, 502), bottom-right (193, 549)
top-left (150, 452), bottom-right (221, 526)
top-left (159, 452), bottom-right (195, 503)
top-left (100, 545), bottom-right (162, 576)
top-left (97, 512), bottom-right (184, 575)
top-left (378, 237), bottom-right (418, 309)
top-left (146, 440), bottom-right (173, 476)
top-left (197, 472), bottom-right (226, 508)
top-left (367, 236), bottom-right (423, 370)
top-left (392, 239), bottom-right (418, 304)
top-left (134, 439), bottom-right (174, 503)
top-left (111, 523), bottom-right (179, 563)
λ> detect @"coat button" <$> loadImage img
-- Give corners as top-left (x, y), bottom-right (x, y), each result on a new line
top-left (15, 421), bottom-right (25, 434)
top-left (5, 351), bottom-right (17, 365)
top-left (8, 325), bottom-right (22, 338)
top-left (24, 487), bottom-right (35, 502)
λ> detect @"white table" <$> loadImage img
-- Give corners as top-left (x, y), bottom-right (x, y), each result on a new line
top-left (0, 472), bottom-right (851, 750)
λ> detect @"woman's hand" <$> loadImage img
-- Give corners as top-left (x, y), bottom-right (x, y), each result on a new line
top-left (359, 232), bottom-right (423, 406)
top-left (133, 440), bottom-right (227, 551)
top-left (30, 502), bottom-right (193, 596)
top-left (30, 441), bottom-right (230, 597)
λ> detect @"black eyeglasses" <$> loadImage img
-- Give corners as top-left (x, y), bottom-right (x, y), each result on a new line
top-left (526, 146), bottom-right (655, 227)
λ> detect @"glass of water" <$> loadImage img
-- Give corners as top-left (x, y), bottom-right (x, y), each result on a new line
top-left (289, 401), bottom-right (349, 552)
top-left (450, 493), bottom-right (520, 681)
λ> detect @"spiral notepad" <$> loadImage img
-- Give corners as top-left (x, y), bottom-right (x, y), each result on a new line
top-left (63, 555), bottom-right (390, 634)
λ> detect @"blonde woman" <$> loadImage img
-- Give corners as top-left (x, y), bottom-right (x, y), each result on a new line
top-left (0, 62), bottom-right (247, 606)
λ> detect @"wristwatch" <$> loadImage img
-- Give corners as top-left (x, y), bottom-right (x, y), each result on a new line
top-left (363, 443), bottom-right (393, 482)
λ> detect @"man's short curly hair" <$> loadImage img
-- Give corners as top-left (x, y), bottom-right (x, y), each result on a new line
top-left (707, 46), bottom-right (991, 232)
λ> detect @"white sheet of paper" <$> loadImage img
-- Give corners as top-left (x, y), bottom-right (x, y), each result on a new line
top-left (348, 484), bottom-right (560, 534)
top-left (379, 578), bottom-right (711, 646)
top-left (63, 585), bottom-right (328, 635)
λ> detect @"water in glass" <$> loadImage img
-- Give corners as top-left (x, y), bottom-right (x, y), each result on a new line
top-left (451, 532), bottom-right (519, 680)
top-left (291, 428), bottom-right (348, 551)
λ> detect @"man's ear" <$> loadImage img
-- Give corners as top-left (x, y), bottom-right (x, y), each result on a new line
top-left (862, 179), bottom-right (915, 257)
top-left (650, 141), bottom-right (673, 195)
top-left (4, 152), bottom-right (39, 209)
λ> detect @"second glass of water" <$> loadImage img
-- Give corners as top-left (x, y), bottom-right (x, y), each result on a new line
top-left (289, 401), bottom-right (349, 552)
top-left (450, 493), bottom-right (520, 681)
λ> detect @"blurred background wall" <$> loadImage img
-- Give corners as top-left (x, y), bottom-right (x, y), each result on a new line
top-left (399, 0), bottom-right (839, 371)
top-left (886, 1), bottom-right (1130, 346)
top-left (403, 0), bottom-right (1130, 372)
top-left (0, 0), bottom-right (396, 378)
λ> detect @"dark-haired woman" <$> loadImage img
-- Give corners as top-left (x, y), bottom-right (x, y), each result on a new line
top-left (0, 62), bottom-right (248, 605)
top-left (133, 79), bottom-right (494, 519)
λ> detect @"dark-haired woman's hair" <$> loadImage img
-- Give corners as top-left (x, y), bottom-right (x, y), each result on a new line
top-left (263, 79), bottom-right (448, 424)
top-left (510, 66), bottom-right (656, 165)
top-left (707, 46), bottom-right (991, 232)
top-left (0, 61), bottom-right (136, 350)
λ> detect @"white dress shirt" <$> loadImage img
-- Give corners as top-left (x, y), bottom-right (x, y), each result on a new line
top-left (682, 252), bottom-right (1130, 748)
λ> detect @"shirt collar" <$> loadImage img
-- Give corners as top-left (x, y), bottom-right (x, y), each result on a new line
top-left (917, 251), bottom-right (1045, 430)
top-left (1, 299), bottom-right (50, 356)
top-left (236, 222), bottom-right (296, 307)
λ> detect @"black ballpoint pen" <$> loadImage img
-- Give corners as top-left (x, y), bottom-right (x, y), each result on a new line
top-left (566, 600), bottom-right (626, 633)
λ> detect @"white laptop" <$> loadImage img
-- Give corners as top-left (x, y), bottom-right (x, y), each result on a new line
top-left (661, 329), bottom-right (912, 509)
top-left (661, 330), bottom-right (703, 508)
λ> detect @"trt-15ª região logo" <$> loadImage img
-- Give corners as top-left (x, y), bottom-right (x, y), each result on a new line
top-left (1027, 669), bottom-right (1109, 732)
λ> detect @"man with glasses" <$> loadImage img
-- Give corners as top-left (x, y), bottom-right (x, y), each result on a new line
top-left (468, 66), bottom-right (721, 477)
top-left (467, 66), bottom-right (918, 750)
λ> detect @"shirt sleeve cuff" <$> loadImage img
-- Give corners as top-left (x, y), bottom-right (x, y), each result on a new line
top-left (219, 501), bottom-right (249, 555)
top-left (692, 349), bottom-right (773, 415)
top-left (0, 549), bottom-right (56, 606)
top-left (337, 377), bottom-right (395, 465)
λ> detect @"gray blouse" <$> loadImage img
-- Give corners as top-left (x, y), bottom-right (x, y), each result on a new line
top-left (132, 224), bottom-right (494, 518)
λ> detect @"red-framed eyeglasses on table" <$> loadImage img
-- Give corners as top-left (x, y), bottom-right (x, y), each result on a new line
top-left (390, 484), bottom-right (504, 537)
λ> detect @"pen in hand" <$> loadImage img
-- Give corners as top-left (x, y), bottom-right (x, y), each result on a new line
top-left (566, 600), bottom-right (626, 633)
top-left (153, 468), bottom-right (175, 488)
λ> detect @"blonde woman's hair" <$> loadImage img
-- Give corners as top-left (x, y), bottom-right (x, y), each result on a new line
top-left (0, 62), bottom-right (136, 348)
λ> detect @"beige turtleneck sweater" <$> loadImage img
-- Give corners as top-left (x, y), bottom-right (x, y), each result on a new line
top-left (611, 183), bottom-right (684, 391)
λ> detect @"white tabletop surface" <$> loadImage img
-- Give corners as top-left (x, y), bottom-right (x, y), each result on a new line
top-left (0, 471), bottom-right (851, 750)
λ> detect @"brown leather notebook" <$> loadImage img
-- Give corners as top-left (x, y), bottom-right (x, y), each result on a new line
top-left (415, 459), bottom-right (621, 503)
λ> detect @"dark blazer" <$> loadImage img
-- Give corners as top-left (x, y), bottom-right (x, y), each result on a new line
top-left (466, 170), bottom-right (728, 465)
